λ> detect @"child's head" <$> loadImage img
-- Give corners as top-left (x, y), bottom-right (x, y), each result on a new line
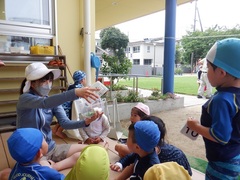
top-left (65, 145), bottom-right (109, 180)
top-left (144, 162), bottom-right (191, 180)
top-left (73, 70), bottom-right (86, 86)
top-left (206, 38), bottom-right (240, 79)
top-left (127, 121), bottom-right (160, 153)
top-left (141, 115), bottom-right (166, 146)
top-left (7, 128), bottom-right (46, 164)
top-left (130, 102), bottom-right (150, 123)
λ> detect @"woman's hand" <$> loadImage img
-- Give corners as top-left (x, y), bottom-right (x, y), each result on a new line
top-left (75, 87), bottom-right (100, 103)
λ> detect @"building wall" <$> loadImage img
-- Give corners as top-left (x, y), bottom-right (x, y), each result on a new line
top-left (57, 0), bottom-right (96, 84)
top-left (126, 41), bottom-right (164, 75)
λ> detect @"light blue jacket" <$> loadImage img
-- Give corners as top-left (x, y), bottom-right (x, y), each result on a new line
top-left (17, 89), bottom-right (86, 152)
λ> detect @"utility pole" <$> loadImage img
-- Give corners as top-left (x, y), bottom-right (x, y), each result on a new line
top-left (191, 0), bottom-right (203, 73)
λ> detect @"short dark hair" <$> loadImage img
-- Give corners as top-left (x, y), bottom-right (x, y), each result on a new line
top-left (128, 123), bottom-right (136, 144)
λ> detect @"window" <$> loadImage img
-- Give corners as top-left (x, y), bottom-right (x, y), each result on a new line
top-left (144, 59), bottom-right (152, 65)
top-left (133, 46), bottom-right (140, 53)
top-left (2, 0), bottom-right (50, 25)
top-left (133, 59), bottom-right (140, 65)
top-left (147, 46), bottom-right (150, 53)
top-left (0, 0), bottom-right (55, 51)
top-left (125, 46), bottom-right (130, 53)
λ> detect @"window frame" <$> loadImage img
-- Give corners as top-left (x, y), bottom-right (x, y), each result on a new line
top-left (0, 0), bottom-right (55, 39)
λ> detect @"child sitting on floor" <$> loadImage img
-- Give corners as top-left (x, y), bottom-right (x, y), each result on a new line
top-left (65, 144), bottom-right (109, 180)
top-left (79, 99), bottom-right (110, 145)
top-left (144, 162), bottom-right (191, 180)
top-left (115, 102), bottom-right (150, 157)
top-left (112, 115), bottom-right (192, 179)
top-left (111, 121), bottom-right (160, 179)
top-left (52, 70), bottom-right (87, 139)
top-left (7, 128), bottom-right (65, 180)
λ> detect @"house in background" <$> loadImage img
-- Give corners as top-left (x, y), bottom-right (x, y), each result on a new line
top-left (126, 39), bottom-right (164, 76)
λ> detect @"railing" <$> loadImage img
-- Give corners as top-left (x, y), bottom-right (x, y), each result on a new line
top-left (98, 73), bottom-right (163, 98)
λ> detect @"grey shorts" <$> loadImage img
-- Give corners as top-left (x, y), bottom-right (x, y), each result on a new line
top-left (42, 144), bottom-right (71, 162)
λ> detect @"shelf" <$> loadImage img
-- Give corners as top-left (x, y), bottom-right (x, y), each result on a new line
top-left (0, 54), bottom-right (68, 128)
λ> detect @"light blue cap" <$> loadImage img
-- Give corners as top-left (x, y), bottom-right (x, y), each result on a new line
top-left (73, 70), bottom-right (86, 83)
top-left (206, 38), bottom-right (240, 78)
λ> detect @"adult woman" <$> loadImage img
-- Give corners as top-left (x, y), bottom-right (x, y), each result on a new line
top-left (17, 62), bottom-right (102, 171)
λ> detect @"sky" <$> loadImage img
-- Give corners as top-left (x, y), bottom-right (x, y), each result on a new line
top-left (96, 0), bottom-right (240, 42)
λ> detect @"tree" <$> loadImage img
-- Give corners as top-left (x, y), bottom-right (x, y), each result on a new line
top-left (180, 25), bottom-right (240, 65)
top-left (100, 27), bottom-right (129, 59)
top-left (100, 27), bottom-right (132, 82)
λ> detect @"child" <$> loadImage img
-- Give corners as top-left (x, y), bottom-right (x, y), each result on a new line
top-left (187, 38), bottom-right (240, 179)
top-left (197, 58), bottom-right (212, 99)
top-left (68, 70), bottom-right (87, 90)
top-left (65, 144), bottom-right (109, 180)
top-left (143, 162), bottom-right (191, 180)
top-left (110, 121), bottom-right (160, 179)
top-left (112, 116), bottom-right (192, 179)
top-left (53, 70), bottom-right (87, 139)
top-left (115, 102), bottom-right (150, 157)
top-left (7, 128), bottom-right (65, 180)
top-left (79, 100), bottom-right (110, 145)
top-left (144, 115), bottom-right (192, 176)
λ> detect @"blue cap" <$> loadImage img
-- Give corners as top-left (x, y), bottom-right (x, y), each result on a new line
top-left (7, 128), bottom-right (43, 164)
top-left (134, 121), bottom-right (160, 152)
top-left (73, 70), bottom-right (86, 83)
top-left (206, 38), bottom-right (240, 78)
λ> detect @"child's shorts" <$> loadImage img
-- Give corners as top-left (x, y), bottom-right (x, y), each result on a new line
top-left (42, 144), bottom-right (71, 162)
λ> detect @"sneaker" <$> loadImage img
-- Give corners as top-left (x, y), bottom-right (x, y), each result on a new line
top-left (206, 96), bottom-right (212, 99)
top-left (197, 95), bottom-right (203, 98)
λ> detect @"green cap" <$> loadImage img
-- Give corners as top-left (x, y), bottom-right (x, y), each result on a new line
top-left (65, 144), bottom-right (109, 180)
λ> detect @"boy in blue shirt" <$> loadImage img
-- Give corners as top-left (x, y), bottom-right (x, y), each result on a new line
top-left (7, 128), bottom-right (65, 180)
top-left (187, 38), bottom-right (240, 179)
top-left (111, 121), bottom-right (160, 179)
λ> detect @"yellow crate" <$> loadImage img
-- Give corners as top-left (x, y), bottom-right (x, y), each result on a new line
top-left (30, 46), bottom-right (55, 55)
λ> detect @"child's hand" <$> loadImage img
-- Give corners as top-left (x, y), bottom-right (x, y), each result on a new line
top-left (110, 164), bottom-right (122, 172)
top-left (85, 111), bottom-right (103, 125)
top-left (84, 138), bottom-right (95, 144)
top-left (187, 117), bottom-right (200, 131)
top-left (93, 137), bottom-right (103, 144)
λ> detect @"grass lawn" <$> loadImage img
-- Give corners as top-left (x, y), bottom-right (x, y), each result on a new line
top-left (117, 75), bottom-right (216, 96)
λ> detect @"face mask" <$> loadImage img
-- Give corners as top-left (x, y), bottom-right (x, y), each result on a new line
top-left (35, 82), bottom-right (52, 96)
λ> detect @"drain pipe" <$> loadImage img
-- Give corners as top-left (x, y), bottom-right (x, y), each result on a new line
top-left (84, 0), bottom-right (92, 85)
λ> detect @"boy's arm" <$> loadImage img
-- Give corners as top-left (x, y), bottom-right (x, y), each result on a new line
top-left (118, 153), bottom-right (137, 168)
top-left (115, 164), bottom-right (134, 180)
top-left (187, 117), bottom-right (217, 142)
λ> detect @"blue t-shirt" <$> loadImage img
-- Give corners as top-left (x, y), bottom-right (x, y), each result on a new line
top-left (201, 86), bottom-right (240, 161)
top-left (9, 162), bottom-right (65, 180)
